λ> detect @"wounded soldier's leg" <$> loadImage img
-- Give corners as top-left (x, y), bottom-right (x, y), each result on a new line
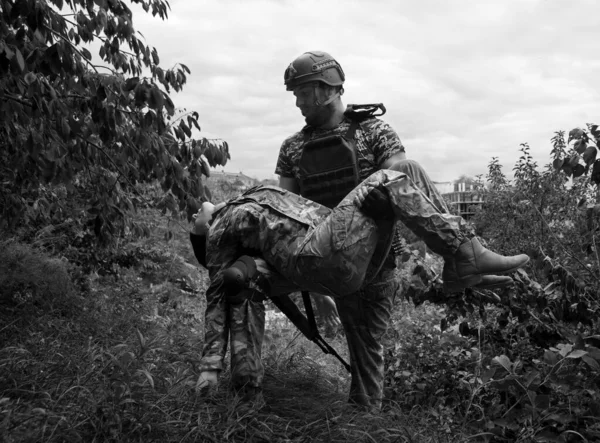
top-left (382, 161), bottom-right (513, 289)
top-left (387, 159), bottom-right (451, 213)
top-left (359, 170), bottom-right (529, 288)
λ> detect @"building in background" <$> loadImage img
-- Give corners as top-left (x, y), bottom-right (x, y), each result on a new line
top-left (438, 177), bottom-right (484, 219)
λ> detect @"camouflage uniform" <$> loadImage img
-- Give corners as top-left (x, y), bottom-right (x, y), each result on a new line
top-left (199, 167), bottom-right (468, 393)
top-left (276, 115), bottom-right (405, 410)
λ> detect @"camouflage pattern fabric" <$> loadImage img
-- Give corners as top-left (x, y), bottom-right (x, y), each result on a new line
top-left (336, 268), bottom-right (397, 411)
top-left (207, 170), bottom-right (466, 298)
top-left (275, 117), bottom-right (413, 411)
top-left (199, 187), bottom-right (329, 385)
top-left (199, 165), bottom-right (468, 394)
top-left (275, 116), bottom-right (405, 180)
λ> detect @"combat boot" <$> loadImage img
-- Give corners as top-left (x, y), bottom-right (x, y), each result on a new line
top-left (449, 238), bottom-right (529, 288)
top-left (442, 260), bottom-right (514, 292)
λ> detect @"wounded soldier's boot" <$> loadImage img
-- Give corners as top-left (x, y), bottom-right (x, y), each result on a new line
top-left (442, 260), bottom-right (514, 292)
top-left (446, 238), bottom-right (529, 290)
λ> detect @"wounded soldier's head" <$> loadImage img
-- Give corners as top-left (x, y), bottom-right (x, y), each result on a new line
top-left (193, 201), bottom-right (226, 235)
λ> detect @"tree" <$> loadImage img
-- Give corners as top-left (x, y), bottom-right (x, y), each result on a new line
top-left (0, 0), bottom-right (229, 242)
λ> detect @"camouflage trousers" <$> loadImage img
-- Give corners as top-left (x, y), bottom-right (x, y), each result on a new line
top-left (199, 160), bottom-right (469, 394)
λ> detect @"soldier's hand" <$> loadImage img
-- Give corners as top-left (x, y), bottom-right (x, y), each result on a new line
top-left (196, 370), bottom-right (218, 392)
top-left (356, 184), bottom-right (394, 220)
top-left (312, 294), bottom-right (341, 329)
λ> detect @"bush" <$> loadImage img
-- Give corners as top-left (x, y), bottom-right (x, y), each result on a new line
top-left (0, 240), bottom-right (73, 307)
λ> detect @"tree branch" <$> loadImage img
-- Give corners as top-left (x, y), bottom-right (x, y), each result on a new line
top-left (76, 135), bottom-right (154, 207)
top-left (42, 24), bottom-right (99, 74)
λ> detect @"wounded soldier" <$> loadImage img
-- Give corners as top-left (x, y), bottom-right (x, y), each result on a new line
top-left (189, 161), bottom-right (530, 399)
top-left (191, 167), bottom-right (529, 299)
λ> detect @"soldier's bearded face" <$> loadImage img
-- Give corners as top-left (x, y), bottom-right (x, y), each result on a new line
top-left (293, 84), bottom-right (333, 127)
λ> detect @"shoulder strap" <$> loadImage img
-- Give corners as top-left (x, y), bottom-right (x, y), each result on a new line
top-left (344, 103), bottom-right (386, 121)
top-left (343, 103), bottom-right (386, 140)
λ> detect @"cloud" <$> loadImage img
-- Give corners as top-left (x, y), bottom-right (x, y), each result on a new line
top-left (126, 0), bottom-right (600, 182)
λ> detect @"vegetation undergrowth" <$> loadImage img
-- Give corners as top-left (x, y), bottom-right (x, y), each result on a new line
top-left (1, 198), bottom-right (448, 443)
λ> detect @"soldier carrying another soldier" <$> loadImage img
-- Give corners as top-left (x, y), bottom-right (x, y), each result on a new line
top-left (191, 164), bottom-right (528, 407)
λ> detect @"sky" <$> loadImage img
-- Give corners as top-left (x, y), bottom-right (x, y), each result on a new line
top-left (126, 0), bottom-right (599, 183)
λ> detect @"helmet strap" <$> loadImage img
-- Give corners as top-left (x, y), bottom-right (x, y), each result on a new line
top-left (313, 83), bottom-right (341, 107)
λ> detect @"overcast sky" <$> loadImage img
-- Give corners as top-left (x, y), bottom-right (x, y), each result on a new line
top-left (128, 0), bottom-right (599, 182)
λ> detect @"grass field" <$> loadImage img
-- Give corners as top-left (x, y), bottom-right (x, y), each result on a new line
top-left (0, 204), bottom-right (477, 442)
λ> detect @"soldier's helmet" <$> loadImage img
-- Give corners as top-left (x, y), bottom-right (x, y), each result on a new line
top-left (284, 51), bottom-right (345, 91)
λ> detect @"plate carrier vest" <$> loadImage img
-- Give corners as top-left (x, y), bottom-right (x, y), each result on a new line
top-left (298, 103), bottom-right (386, 209)
top-left (297, 104), bottom-right (394, 284)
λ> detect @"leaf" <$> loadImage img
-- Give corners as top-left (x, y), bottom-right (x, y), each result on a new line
top-left (592, 160), bottom-right (600, 184)
top-left (492, 355), bottom-right (513, 373)
top-left (135, 328), bottom-right (146, 349)
top-left (97, 85), bottom-right (107, 101)
top-left (148, 87), bottom-right (164, 110)
top-left (582, 146), bottom-right (597, 165)
top-left (558, 344), bottom-right (573, 357)
top-left (137, 369), bottom-right (155, 389)
top-left (14, 48), bottom-right (25, 71)
top-left (164, 94), bottom-right (175, 116)
top-left (574, 334), bottom-right (586, 350)
top-left (80, 47), bottom-right (92, 61)
top-left (24, 72), bottom-right (37, 85)
top-left (552, 158), bottom-right (564, 170)
top-left (480, 367), bottom-right (496, 383)
top-left (582, 355), bottom-right (600, 370)
top-left (193, 144), bottom-right (202, 159)
top-left (124, 76), bottom-right (139, 91)
top-left (179, 120), bottom-right (192, 138)
top-left (534, 429), bottom-right (562, 442)
top-left (188, 114), bottom-right (200, 132)
top-left (573, 139), bottom-right (587, 154)
top-left (566, 349), bottom-right (587, 359)
top-left (144, 110), bottom-right (154, 128)
top-left (134, 83), bottom-right (148, 107)
top-left (569, 128), bottom-right (584, 142)
top-left (61, 119), bottom-right (70, 137)
top-left (568, 154), bottom-right (580, 167)
top-left (572, 164), bottom-right (585, 178)
top-left (543, 349), bottom-right (559, 365)
top-left (200, 158), bottom-right (210, 177)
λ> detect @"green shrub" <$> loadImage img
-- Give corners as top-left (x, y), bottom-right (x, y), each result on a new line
top-left (0, 240), bottom-right (73, 307)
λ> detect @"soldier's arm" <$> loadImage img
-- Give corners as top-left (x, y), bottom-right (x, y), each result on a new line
top-left (190, 232), bottom-right (208, 268)
top-left (380, 151), bottom-right (406, 169)
top-left (364, 119), bottom-right (406, 169)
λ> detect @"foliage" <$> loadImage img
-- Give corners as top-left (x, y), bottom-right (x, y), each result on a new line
top-left (552, 126), bottom-right (600, 185)
top-left (0, 0), bottom-right (229, 244)
top-left (385, 125), bottom-right (600, 441)
top-left (0, 239), bottom-right (73, 307)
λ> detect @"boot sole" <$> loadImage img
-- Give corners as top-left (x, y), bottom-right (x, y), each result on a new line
top-left (444, 274), bottom-right (483, 292)
top-left (444, 277), bottom-right (514, 292)
top-left (460, 256), bottom-right (530, 282)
